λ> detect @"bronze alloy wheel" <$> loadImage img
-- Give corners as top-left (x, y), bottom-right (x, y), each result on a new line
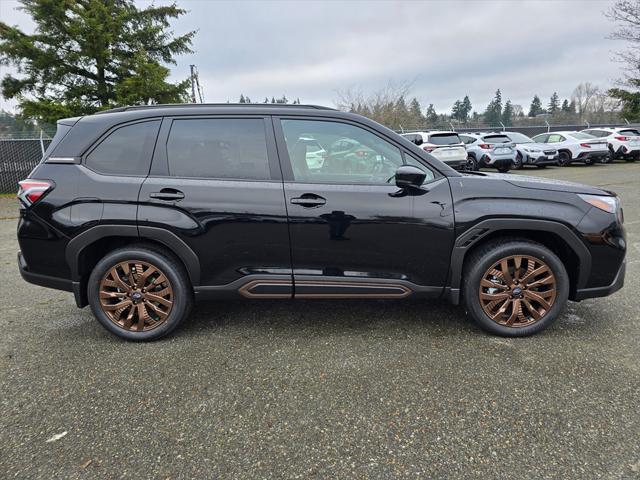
top-left (478, 255), bottom-right (557, 328)
top-left (98, 260), bottom-right (174, 332)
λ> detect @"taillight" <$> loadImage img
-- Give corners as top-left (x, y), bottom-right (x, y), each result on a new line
top-left (355, 150), bottom-right (367, 157)
top-left (479, 144), bottom-right (491, 150)
top-left (17, 179), bottom-right (54, 207)
top-left (580, 143), bottom-right (592, 148)
top-left (615, 136), bottom-right (629, 141)
top-left (423, 146), bottom-right (435, 152)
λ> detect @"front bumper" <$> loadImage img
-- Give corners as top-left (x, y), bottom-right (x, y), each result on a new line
top-left (574, 260), bottom-right (625, 301)
top-left (525, 153), bottom-right (558, 165)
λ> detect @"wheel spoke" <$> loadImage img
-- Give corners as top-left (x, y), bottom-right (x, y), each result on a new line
top-left (480, 279), bottom-right (507, 290)
top-left (526, 275), bottom-right (555, 288)
top-left (521, 265), bottom-right (549, 285)
top-left (522, 298), bottom-right (543, 319)
top-left (145, 301), bottom-right (169, 319)
top-left (505, 299), bottom-right (521, 325)
top-left (523, 290), bottom-right (551, 310)
top-left (100, 290), bottom-right (127, 299)
top-left (137, 265), bottom-right (158, 288)
top-left (480, 292), bottom-right (510, 301)
top-left (145, 292), bottom-right (173, 308)
top-left (109, 267), bottom-right (131, 292)
top-left (500, 259), bottom-right (513, 285)
top-left (102, 299), bottom-right (132, 311)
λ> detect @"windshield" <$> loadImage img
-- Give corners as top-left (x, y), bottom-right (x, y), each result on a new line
top-left (483, 135), bottom-right (511, 144)
top-left (428, 133), bottom-right (461, 145)
top-left (505, 132), bottom-right (533, 143)
top-left (568, 132), bottom-right (596, 140)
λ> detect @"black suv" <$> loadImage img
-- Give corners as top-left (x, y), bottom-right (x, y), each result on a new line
top-left (17, 104), bottom-right (626, 340)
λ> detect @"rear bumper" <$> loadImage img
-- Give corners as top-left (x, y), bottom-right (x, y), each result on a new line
top-left (576, 151), bottom-right (608, 161)
top-left (445, 158), bottom-right (469, 170)
top-left (18, 251), bottom-right (86, 307)
top-left (574, 260), bottom-right (625, 301)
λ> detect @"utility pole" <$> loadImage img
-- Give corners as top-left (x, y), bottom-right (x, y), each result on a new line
top-left (189, 65), bottom-right (204, 103)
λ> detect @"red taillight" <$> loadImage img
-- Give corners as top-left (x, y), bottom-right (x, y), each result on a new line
top-left (580, 143), bottom-right (592, 148)
top-left (17, 179), bottom-right (53, 207)
top-left (423, 146), bottom-right (435, 152)
top-left (615, 136), bottom-right (629, 141)
top-left (479, 144), bottom-right (491, 150)
top-left (355, 150), bottom-right (367, 157)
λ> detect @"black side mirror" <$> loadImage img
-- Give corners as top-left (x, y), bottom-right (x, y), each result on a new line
top-left (395, 165), bottom-right (426, 189)
top-left (413, 136), bottom-right (423, 146)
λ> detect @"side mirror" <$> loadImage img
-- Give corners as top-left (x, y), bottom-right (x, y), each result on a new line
top-left (395, 165), bottom-right (426, 189)
top-left (413, 137), bottom-right (423, 146)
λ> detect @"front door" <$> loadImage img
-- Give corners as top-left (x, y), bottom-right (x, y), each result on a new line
top-left (274, 117), bottom-right (455, 299)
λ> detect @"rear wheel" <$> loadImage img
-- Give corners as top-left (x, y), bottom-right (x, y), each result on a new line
top-left (627, 153), bottom-right (639, 162)
top-left (558, 151), bottom-right (571, 166)
top-left (513, 152), bottom-right (523, 170)
top-left (466, 155), bottom-right (478, 171)
top-left (88, 246), bottom-right (193, 341)
top-left (462, 239), bottom-right (569, 337)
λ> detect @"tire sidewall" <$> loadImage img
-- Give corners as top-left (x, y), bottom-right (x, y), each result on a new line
top-left (88, 248), bottom-right (191, 341)
top-left (463, 242), bottom-right (569, 337)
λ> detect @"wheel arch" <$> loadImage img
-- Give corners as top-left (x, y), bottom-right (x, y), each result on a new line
top-left (66, 225), bottom-right (200, 307)
top-left (444, 219), bottom-right (590, 304)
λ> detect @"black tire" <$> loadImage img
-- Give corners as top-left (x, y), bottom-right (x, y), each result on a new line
top-left (536, 165), bottom-right (547, 169)
top-left (558, 151), bottom-right (571, 166)
top-left (87, 246), bottom-right (193, 341)
top-left (466, 155), bottom-right (478, 171)
top-left (462, 239), bottom-right (569, 337)
top-left (626, 153), bottom-right (639, 162)
top-left (513, 152), bottom-right (523, 170)
top-left (497, 165), bottom-right (510, 173)
top-left (607, 147), bottom-right (615, 163)
top-left (584, 158), bottom-right (594, 166)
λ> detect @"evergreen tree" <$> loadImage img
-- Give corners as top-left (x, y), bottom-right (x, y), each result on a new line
top-left (451, 100), bottom-right (463, 121)
top-left (239, 94), bottom-right (246, 104)
top-left (0, 0), bottom-right (195, 124)
top-left (408, 98), bottom-right (424, 126)
top-left (548, 92), bottom-right (560, 114)
top-left (461, 95), bottom-right (472, 122)
top-left (484, 89), bottom-right (503, 125)
top-left (425, 104), bottom-right (438, 124)
top-left (561, 99), bottom-right (570, 112)
top-left (264, 97), bottom-right (269, 103)
top-left (502, 100), bottom-right (514, 126)
top-left (528, 95), bottom-right (545, 117)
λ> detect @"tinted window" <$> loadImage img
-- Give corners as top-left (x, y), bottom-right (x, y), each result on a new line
top-left (281, 119), bottom-right (434, 184)
top-left (459, 135), bottom-right (476, 144)
top-left (619, 129), bottom-right (640, 136)
top-left (532, 134), bottom-right (548, 143)
top-left (85, 120), bottom-right (160, 175)
top-left (43, 124), bottom-right (72, 159)
top-left (429, 133), bottom-right (461, 145)
top-left (166, 118), bottom-right (270, 180)
top-left (483, 135), bottom-right (511, 144)
top-left (568, 132), bottom-right (596, 140)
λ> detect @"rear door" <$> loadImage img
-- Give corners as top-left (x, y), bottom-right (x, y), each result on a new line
top-left (273, 116), bottom-right (455, 298)
top-left (138, 116), bottom-right (292, 295)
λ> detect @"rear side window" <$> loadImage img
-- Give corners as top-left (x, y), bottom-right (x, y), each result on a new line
top-left (459, 135), bottom-right (476, 144)
top-left (619, 129), bottom-right (640, 136)
top-left (428, 133), bottom-right (461, 145)
top-left (166, 118), bottom-right (270, 180)
top-left (85, 120), bottom-right (160, 175)
top-left (43, 124), bottom-right (72, 160)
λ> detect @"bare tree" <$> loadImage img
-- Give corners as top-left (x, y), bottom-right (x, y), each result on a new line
top-left (572, 82), bottom-right (600, 117)
top-left (605, 0), bottom-right (640, 87)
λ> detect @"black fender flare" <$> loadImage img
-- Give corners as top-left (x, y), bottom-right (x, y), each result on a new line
top-left (444, 218), bottom-right (591, 304)
top-left (65, 225), bottom-right (201, 285)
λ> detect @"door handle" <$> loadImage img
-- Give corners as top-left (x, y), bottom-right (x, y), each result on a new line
top-left (149, 189), bottom-right (185, 201)
top-left (290, 194), bottom-right (326, 207)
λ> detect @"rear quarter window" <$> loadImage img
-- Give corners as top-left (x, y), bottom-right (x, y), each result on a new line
top-left (84, 120), bottom-right (160, 176)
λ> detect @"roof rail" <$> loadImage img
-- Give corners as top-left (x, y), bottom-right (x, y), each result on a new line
top-left (94, 103), bottom-right (337, 115)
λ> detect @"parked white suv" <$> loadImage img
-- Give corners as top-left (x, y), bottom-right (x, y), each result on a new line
top-left (531, 131), bottom-right (608, 166)
top-left (582, 127), bottom-right (640, 163)
top-left (503, 131), bottom-right (558, 169)
top-left (458, 133), bottom-right (516, 172)
top-left (401, 131), bottom-right (468, 170)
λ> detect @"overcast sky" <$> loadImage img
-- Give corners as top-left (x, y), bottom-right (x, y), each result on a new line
top-left (0, 0), bottom-right (626, 114)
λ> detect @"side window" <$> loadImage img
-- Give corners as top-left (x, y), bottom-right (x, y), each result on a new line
top-left (280, 119), bottom-right (433, 185)
top-left (532, 134), bottom-right (548, 143)
top-left (547, 134), bottom-right (563, 143)
top-left (166, 118), bottom-right (270, 180)
top-left (85, 120), bottom-right (160, 175)
top-left (460, 135), bottom-right (476, 145)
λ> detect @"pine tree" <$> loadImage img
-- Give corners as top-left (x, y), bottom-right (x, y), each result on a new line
top-left (408, 98), bottom-right (423, 126)
top-left (461, 95), bottom-right (472, 122)
top-left (548, 92), bottom-right (560, 114)
top-left (425, 104), bottom-right (438, 124)
top-left (239, 94), bottom-right (246, 104)
top-left (484, 89), bottom-right (503, 125)
top-left (0, 0), bottom-right (195, 124)
top-left (451, 100), bottom-right (463, 121)
top-left (502, 100), bottom-right (514, 126)
top-left (561, 99), bottom-right (570, 112)
top-left (528, 95), bottom-right (545, 117)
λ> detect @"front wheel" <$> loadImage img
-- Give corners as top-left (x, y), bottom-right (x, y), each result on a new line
top-left (462, 239), bottom-right (569, 337)
top-left (497, 164), bottom-right (510, 173)
top-left (88, 246), bottom-right (193, 341)
top-left (558, 151), bottom-right (571, 166)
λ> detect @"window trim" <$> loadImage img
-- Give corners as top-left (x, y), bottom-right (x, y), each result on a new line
top-left (149, 115), bottom-right (281, 182)
top-left (81, 118), bottom-right (162, 177)
top-left (273, 116), bottom-right (439, 186)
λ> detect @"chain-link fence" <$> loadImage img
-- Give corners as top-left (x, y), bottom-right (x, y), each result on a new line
top-left (0, 138), bottom-right (51, 194)
top-left (397, 123), bottom-right (629, 137)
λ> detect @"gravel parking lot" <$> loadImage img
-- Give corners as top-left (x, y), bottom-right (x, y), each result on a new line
top-left (1, 163), bottom-right (639, 479)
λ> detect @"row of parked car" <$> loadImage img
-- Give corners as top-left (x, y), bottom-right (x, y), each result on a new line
top-left (400, 127), bottom-right (640, 173)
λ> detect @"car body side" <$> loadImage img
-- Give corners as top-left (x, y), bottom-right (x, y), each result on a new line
top-left (17, 107), bottom-right (625, 311)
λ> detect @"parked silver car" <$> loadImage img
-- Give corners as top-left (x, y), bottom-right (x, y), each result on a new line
top-left (502, 131), bottom-right (558, 169)
top-left (459, 133), bottom-right (516, 172)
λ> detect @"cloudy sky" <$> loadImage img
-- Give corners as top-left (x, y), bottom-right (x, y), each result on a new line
top-left (0, 0), bottom-right (626, 114)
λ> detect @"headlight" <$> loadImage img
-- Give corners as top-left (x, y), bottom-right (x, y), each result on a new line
top-left (578, 194), bottom-right (619, 214)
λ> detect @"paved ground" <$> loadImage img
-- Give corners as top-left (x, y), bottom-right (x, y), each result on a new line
top-left (1, 163), bottom-right (639, 479)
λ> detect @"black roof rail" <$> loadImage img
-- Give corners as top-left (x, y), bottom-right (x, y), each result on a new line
top-left (94, 103), bottom-right (337, 115)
